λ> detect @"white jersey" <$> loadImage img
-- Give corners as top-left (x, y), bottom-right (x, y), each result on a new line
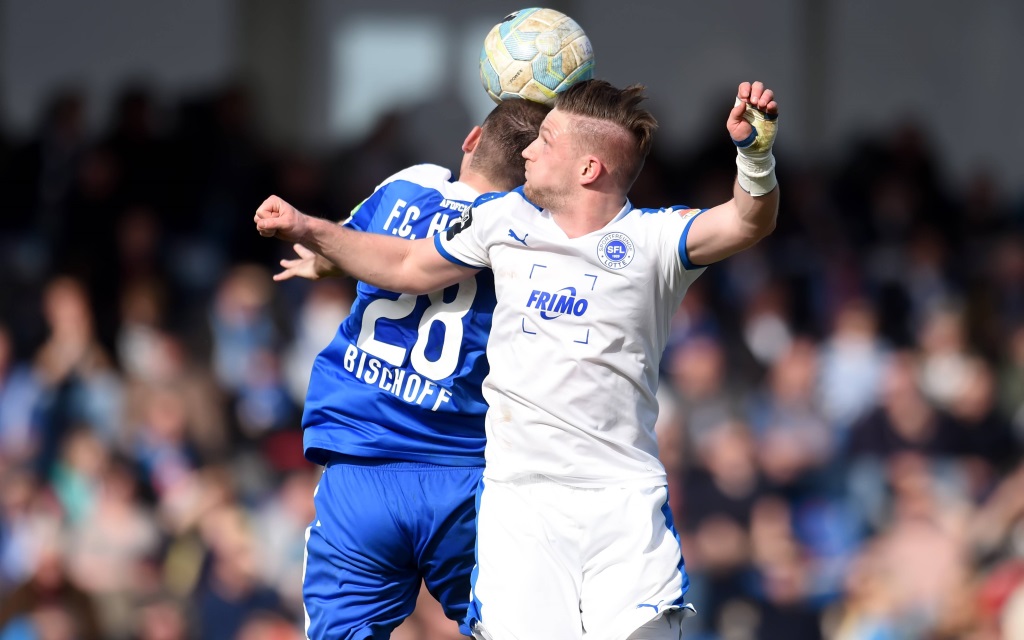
top-left (434, 188), bottom-right (705, 487)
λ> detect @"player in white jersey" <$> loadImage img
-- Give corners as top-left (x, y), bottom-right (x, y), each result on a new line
top-left (255, 78), bottom-right (780, 639)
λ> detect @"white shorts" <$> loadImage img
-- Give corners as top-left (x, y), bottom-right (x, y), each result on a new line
top-left (467, 477), bottom-right (695, 640)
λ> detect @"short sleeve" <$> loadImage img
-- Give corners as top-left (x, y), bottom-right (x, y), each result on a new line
top-left (647, 206), bottom-right (708, 289)
top-left (675, 208), bottom-right (707, 270)
top-left (433, 198), bottom-right (497, 269)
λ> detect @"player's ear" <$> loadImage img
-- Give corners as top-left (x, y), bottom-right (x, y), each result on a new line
top-left (462, 126), bottom-right (483, 153)
top-left (578, 155), bottom-right (603, 185)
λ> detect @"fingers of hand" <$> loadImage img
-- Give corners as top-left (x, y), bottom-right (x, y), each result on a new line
top-left (256, 196), bottom-right (289, 226)
top-left (259, 195), bottom-right (282, 213)
top-left (737, 81), bottom-right (752, 102)
top-left (729, 98), bottom-right (754, 142)
top-left (273, 258), bottom-right (300, 282)
top-left (256, 217), bottom-right (280, 236)
top-left (730, 98), bottom-right (748, 120)
top-left (748, 81), bottom-right (765, 105)
top-left (736, 82), bottom-right (777, 114)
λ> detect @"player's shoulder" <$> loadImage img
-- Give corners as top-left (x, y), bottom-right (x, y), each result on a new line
top-left (376, 163), bottom-right (454, 192)
top-left (634, 204), bottom-right (701, 218)
top-left (472, 186), bottom-right (540, 213)
top-left (440, 188), bottom-right (536, 242)
top-left (627, 204), bottom-right (705, 228)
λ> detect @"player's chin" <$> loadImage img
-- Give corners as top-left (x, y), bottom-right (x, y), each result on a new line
top-left (524, 182), bottom-right (558, 210)
top-left (523, 182), bottom-right (539, 204)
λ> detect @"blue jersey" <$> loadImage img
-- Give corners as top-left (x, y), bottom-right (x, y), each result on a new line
top-left (302, 164), bottom-right (493, 466)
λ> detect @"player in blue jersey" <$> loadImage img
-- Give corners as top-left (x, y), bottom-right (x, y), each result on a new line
top-left (257, 79), bottom-right (779, 640)
top-left (278, 97), bottom-right (550, 640)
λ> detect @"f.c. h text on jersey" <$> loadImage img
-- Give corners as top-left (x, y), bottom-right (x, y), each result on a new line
top-left (383, 200), bottom-right (466, 240)
top-left (526, 287), bottom-right (589, 320)
top-left (342, 344), bottom-right (453, 411)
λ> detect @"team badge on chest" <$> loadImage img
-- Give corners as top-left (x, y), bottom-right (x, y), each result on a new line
top-left (596, 232), bottom-right (635, 270)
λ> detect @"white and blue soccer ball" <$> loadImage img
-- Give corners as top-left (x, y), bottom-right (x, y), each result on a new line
top-left (479, 7), bottom-right (595, 106)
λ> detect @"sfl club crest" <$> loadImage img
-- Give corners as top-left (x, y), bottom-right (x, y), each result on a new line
top-left (597, 232), bottom-right (635, 270)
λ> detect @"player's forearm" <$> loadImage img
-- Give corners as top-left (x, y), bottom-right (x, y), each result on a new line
top-left (300, 216), bottom-right (411, 290)
top-left (300, 217), bottom-right (457, 294)
top-left (731, 178), bottom-right (779, 243)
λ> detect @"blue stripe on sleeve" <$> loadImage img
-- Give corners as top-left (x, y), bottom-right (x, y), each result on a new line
top-left (434, 234), bottom-right (483, 269)
top-left (678, 209), bottom-right (708, 270)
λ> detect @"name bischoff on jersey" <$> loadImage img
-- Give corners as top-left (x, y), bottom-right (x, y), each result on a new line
top-left (339, 342), bottom-right (455, 412)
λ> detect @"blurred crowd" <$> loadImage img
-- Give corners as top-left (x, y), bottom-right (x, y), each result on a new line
top-left (0, 81), bottom-right (1023, 640)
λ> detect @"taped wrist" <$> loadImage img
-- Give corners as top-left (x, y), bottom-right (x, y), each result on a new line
top-left (736, 148), bottom-right (777, 196)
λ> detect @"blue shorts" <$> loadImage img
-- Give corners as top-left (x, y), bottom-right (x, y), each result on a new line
top-left (302, 457), bottom-right (483, 639)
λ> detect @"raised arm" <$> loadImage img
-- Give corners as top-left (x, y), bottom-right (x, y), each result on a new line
top-left (255, 195), bottom-right (477, 294)
top-left (684, 81), bottom-right (780, 266)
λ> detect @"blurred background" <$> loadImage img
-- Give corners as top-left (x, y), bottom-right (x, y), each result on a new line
top-left (1, 0), bottom-right (1023, 638)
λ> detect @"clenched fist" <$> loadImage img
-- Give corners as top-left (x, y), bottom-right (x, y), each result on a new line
top-left (254, 195), bottom-right (309, 243)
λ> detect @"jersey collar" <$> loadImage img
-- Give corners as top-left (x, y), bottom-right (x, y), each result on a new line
top-left (610, 199), bottom-right (635, 224)
top-left (451, 180), bottom-right (482, 201)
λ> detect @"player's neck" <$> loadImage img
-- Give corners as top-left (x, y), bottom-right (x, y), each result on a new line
top-left (551, 191), bottom-right (626, 239)
top-left (457, 171), bottom-right (495, 197)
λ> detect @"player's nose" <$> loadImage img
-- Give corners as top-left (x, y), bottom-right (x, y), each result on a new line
top-left (522, 139), bottom-right (538, 160)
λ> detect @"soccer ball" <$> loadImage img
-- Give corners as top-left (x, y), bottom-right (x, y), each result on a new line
top-left (479, 8), bottom-right (595, 106)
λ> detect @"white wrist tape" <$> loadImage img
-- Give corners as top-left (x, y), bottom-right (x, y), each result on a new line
top-left (733, 99), bottom-right (778, 196)
top-left (736, 149), bottom-right (777, 196)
